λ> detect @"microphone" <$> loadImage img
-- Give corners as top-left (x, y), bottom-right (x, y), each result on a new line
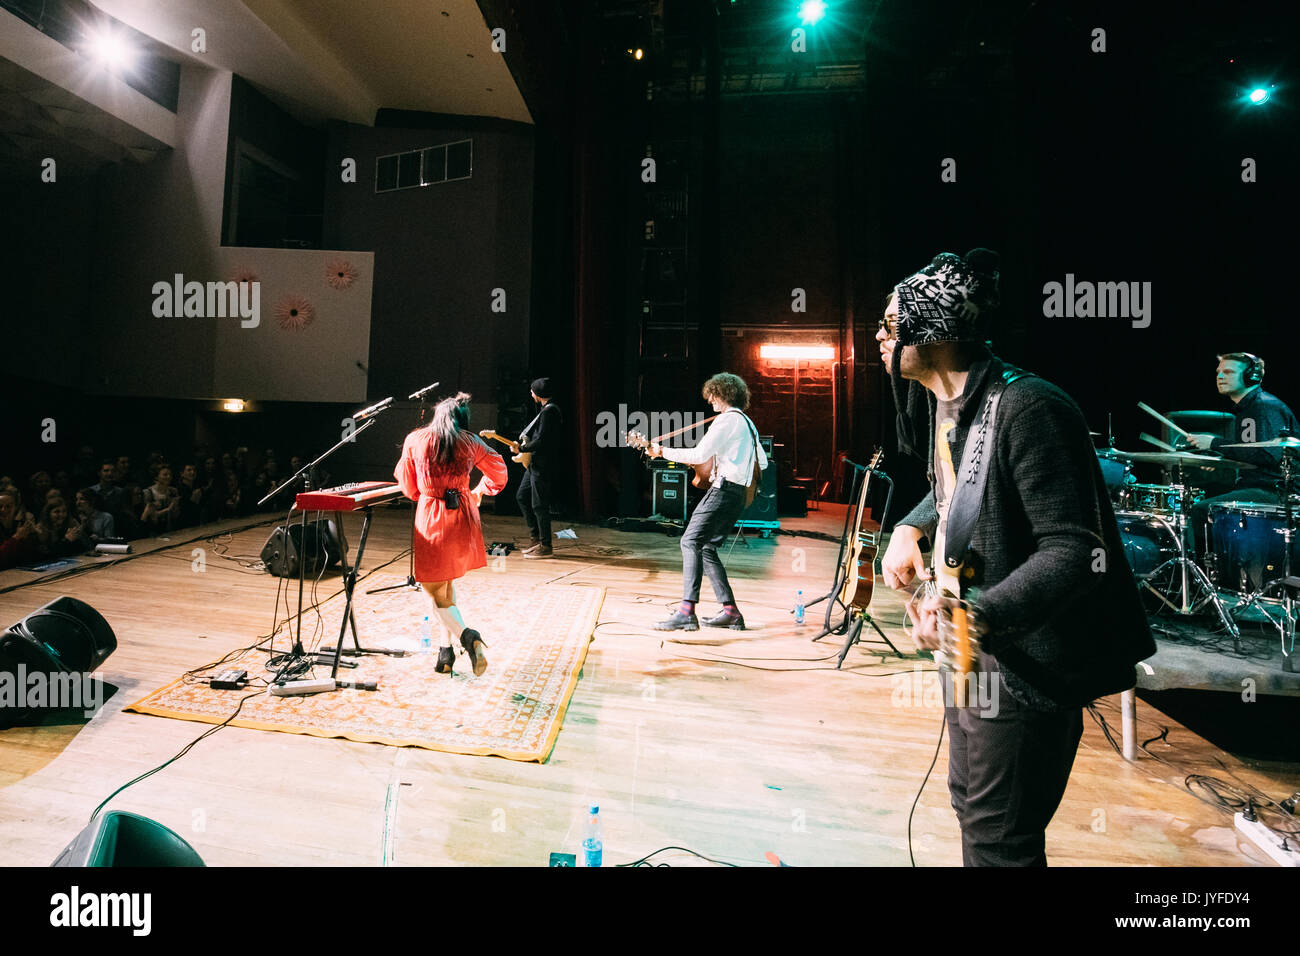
top-left (408, 381), bottom-right (441, 400)
top-left (351, 397), bottom-right (393, 421)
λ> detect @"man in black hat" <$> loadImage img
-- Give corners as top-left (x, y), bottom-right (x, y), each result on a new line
top-left (516, 378), bottom-right (561, 558)
top-left (878, 249), bottom-right (1154, 866)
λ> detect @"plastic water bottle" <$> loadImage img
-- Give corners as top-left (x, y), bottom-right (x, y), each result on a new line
top-left (419, 616), bottom-right (434, 654)
top-left (794, 590), bottom-right (805, 626)
top-left (582, 805), bottom-right (603, 868)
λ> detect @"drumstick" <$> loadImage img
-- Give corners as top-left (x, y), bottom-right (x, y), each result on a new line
top-left (1137, 401), bottom-right (1191, 438)
top-left (1139, 431), bottom-right (1177, 452)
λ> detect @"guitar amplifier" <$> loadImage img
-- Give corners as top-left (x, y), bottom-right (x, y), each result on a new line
top-left (650, 463), bottom-right (688, 523)
top-left (737, 436), bottom-right (778, 529)
top-left (260, 519), bottom-right (345, 578)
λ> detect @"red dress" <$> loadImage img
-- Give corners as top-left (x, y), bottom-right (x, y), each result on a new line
top-left (394, 429), bottom-right (508, 583)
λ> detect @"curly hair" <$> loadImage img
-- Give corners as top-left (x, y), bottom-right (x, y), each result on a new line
top-left (702, 372), bottom-right (750, 411)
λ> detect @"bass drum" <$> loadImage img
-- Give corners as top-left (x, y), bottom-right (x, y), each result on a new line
top-left (1208, 502), bottom-right (1300, 595)
top-left (1115, 510), bottom-right (1178, 578)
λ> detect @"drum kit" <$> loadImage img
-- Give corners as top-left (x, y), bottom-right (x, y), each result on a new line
top-left (1097, 405), bottom-right (1299, 668)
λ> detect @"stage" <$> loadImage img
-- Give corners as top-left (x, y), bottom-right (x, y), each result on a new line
top-left (1, 503), bottom-right (1295, 867)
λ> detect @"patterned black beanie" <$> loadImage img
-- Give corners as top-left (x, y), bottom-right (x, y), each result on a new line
top-left (889, 248), bottom-right (1001, 458)
top-left (894, 248), bottom-right (1001, 346)
top-left (530, 377), bottom-right (553, 399)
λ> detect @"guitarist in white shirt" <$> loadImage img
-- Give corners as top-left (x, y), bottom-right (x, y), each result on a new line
top-left (647, 372), bottom-right (769, 631)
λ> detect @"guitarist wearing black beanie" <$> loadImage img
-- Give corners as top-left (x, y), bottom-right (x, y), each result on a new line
top-left (877, 248), bottom-right (1154, 866)
top-left (517, 377), bottom-right (562, 557)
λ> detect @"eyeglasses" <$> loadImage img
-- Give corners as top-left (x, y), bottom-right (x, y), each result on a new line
top-left (878, 315), bottom-right (898, 338)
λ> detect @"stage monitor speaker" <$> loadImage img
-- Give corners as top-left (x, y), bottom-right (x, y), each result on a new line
top-left (0, 596), bottom-right (117, 726)
top-left (650, 465), bottom-right (689, 522)
top-left (739, 436), bottom-right (778, 523)
top-left (260, 519), bottom-right (345, 578)
top-left (52, 810), bottom-right (205, 867)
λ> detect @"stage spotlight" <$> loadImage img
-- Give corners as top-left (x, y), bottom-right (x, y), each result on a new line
top-left (1248, 87), bottom-right (1270, 104)
top-left (84, 27), bottom-right (136, 74)
top-left (798, 1), bottom-right (827, 25)
top-left (221, 399), bottom-right (247, 413)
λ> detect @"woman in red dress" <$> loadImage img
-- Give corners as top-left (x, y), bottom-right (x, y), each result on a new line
top-left (394, 393), bottom-right (508, 676)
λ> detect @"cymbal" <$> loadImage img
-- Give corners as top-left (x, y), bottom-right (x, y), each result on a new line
top-left (1108, 449), bottom-right (1256, 470)
top-left (1220, 436), bottom-right (1300, 451)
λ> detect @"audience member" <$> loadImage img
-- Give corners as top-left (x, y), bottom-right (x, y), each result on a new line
top-left (0, 490), bottom-right (37, 569)
top-left (74, 488), bottom-right (115, 544)
top-left (35, 498), bottom-right (88, 559)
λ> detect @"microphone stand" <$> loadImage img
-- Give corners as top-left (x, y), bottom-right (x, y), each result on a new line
top-left (369, 393), bottom-right (434, 596)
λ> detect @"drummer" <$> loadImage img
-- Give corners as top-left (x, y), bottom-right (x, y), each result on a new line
top-left (1183, 352), bottom-right (1298, 550)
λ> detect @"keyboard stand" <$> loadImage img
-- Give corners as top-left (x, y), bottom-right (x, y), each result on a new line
top-left (319, 503), bottom-right (408, 678)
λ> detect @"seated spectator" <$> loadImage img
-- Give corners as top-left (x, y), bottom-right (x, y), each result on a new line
top-left (141, 465), bottom-right (181, 534)
top-left (91, 461), bottom-right (127, 517)
top-left (223, 471), bottom-right (244, 518)
top-left (199, 457), bottom-right (224, 523)
top-left (35, 498), bottom-right (88, 559)
top-left (52, 470), bottom-right (75, 502)
top-left (44, 488), bottom-right (65, 509)
top-left (74, 489), bottom-right (116, 544)
top-left (119, 482), bottom-right (145, 539)
top-left (176, 463), bottom-right (204, 528)
top-left (0, 490), bottom-right (37, 569)
top-left (71, 445), bottom-right (98, 489)
top-left (27, 471), bottom-right (53, 508)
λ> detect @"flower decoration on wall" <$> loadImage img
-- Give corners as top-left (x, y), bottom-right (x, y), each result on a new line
top-left (275, 295), bottom-right (315, 331)
top-left (231, 266), bottom-right (259, 285)
top-left (326, 259), bottom-right (359, 291)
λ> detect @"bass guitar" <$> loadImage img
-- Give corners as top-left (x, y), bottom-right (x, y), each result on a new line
top-left (479, 430), bottom-right (532, 469)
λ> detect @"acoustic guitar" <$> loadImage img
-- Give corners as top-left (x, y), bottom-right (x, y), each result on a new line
top-left (479, 430), bottom-right (532, 469)
top-left (838, 448), bottom-right (885, 610)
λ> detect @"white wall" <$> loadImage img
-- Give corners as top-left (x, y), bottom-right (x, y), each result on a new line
top-left (213, 247), bottom-right (372, 402)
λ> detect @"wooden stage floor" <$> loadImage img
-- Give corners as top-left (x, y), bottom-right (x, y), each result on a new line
top-left (1, 503), bottom-right (1296, 867)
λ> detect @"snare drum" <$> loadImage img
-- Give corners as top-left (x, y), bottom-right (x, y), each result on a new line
top-left (1117, 483), bottom-right (1200, 517)
top-left (1207, 502), bottom-right (1300, 595)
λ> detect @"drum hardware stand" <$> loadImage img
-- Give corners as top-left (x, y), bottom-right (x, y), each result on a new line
top-left (806, 459), bottom-right (899, 665)
top-left (1222, 453), bottom-right (1299, 671)
top-left (1135, 471), bottom-right (1242, 652)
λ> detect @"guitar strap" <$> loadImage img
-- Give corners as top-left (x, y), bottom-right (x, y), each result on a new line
top-left (943, 365), bottom-right (1034, 575)
top-left (730, 409), bottom-right (763, 496)
top-left (519, 409), bottom-right (544, 443)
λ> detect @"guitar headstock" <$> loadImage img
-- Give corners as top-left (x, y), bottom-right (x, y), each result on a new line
top-left (625, 431), bottom-right (651, 452)
top-left (869, 447), bottom-right (884, 471)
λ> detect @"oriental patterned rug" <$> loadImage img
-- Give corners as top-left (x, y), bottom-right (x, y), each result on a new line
top-left (125, 574), bottom-right (604, 762)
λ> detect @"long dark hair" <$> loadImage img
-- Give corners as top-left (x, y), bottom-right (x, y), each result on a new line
top-left (427, 392), bottom-right (472, 465)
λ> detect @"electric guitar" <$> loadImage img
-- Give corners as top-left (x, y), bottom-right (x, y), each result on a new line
top-left (479, 430), bottom-right (532, 469)
top-left (838, 448), bottom-right (885, 610)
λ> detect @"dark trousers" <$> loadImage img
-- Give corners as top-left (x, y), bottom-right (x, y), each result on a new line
top-left (681, 481), bottom-right (748, 604)
top-left (942, 672), bottom-right (1083, 866)
top-left (517, 468), bottom-right (552, 544)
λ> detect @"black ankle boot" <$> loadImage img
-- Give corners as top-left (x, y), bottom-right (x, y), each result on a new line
top-left (435, 646), bottom-right (455, 674)
top-left (460, 628), bottom-right (488, 676)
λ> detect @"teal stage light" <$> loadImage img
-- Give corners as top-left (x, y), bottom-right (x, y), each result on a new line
top-left (1248, 88), bottom-right (1269, 104)
top-left (799, 1), bottom-right (827, 26)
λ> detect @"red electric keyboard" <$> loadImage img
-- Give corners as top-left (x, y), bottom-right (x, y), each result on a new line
top-left (295, 481), bottom-right (405, 512)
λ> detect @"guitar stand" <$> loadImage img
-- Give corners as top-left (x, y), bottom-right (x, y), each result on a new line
top-left (807, 460), bottom-right (901, 665)
top-left (830, 609), bottom-right (900, 669)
